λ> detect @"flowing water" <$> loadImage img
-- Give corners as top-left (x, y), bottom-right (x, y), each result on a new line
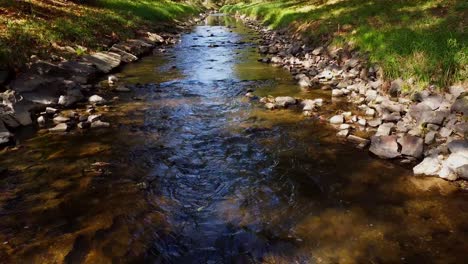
top-left (1, 15), bottom-right (468, 264)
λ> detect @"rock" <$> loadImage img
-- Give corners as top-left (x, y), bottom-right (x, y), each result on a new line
top-left (397, 135), bottom-right (424, 158)
top-left (58, 88), bottom-right (84, 106)
top-left (49, 123), bottom-right (68, 132)
top-left (301, 99), bottom-right (317, 111)
top-left (365, 108), bottom-right (375, 117)
top-left (275, 96), bottom-right (296, 107)
top-left (245, 92), bottom-right (255, 98)
top-left (330, 115), bottom-right (344, 124)
top-left (421, 95), bottom-right (443, 110)
top-left (413, 155), bottom-right (442, 176)
top-left (439, 127), bottom-right (452, 138)
top-left (427, 124), bottom-right (440, 131)
top-left (109, 46), bottom-right (138, 63)
top-left (77, 121), bottom-right (90, 129)
top-left (365, 90), bottom-right (377, 102)
top-left (347, 135), bottom-right (370, 147)
top-left (381, 112), bottom-right (401, 122)
top-left (456, 165), bottom-right (468, 180)
top-left (108, 75), bottom-right (118, 85)
top-left (425, 131), bottom-right (436, 144)
top-left (451, 96), bottom-right (467, 116)
top-left (337, 129), bottom-right (349, 137)
top-left (376, 123), bottom-right (394, 136)
top-left (447, 140), bottom-right (468, 158)
top-left (369, 135), bottom-right (400, 159)
top-left (1, 114), bottom-right (20, 128)
top-left (368, 118), bottom-right (382, 128)
top-left (389, 78), bottom-right (403, 97)
top-left (420, 110), bottom-right (449, 125)
top-left (87, 114), bottom-right (101, 123)
top-left (439, 153), bottom-right (468, 181)
top-left (358, 118), bottom-right (367, 126)
top-left (312, 46), bottom-right (324, 55)
top-left (83, 52), bottom-right (121, 73)
top-left (339, 124), bottom-right (351, 130)
top-left (45, 107), bottom-right (58, 114)
top-left (89, 95), bottom-right (106, 104)
top-left (90, 120), bottom-right (110, 128)
top-left (146, 32), bottom-right (165, 44)
top-left (37, 116), bottom-right (46, 127)
top-left (449, 86), bottom-right (466, 98)
top-left (298, 76), bottom-right (312, 87)
top-left (12, 100), bottom-right (33, 126)
top-left (454, 122), bottom-right (468, 135)
top-left (381, 99), bottom-right (403, 113)
top-left (332, 89), bottom-right (344, 97)
top-left (265, 103), bottom-right (276, 110)
top-left (57, 61), bottom-right (98, 83)
top-left (53, 116), bottom-right (70, 124)
top-left (0, 121), bottom-right (13, 146)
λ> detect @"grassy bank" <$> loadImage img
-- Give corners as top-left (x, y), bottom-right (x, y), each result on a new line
top-left (222, 0), bottom-right (467, 90)
top-left (0, 0), bottom-right (201, 69)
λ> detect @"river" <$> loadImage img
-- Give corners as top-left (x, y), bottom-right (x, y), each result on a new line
top-left (0, 14), bottom-right (467, 264)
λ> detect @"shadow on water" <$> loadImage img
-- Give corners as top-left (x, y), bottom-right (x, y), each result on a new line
top-left (0, 14), bottom-right (468, 264)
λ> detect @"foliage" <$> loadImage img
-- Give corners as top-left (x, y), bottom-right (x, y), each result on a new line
top-left (222, 0), bottom-right (467, 89)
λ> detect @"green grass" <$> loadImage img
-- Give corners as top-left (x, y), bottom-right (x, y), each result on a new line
top-left (0, 0), bottom-right (201, 69)
top-left (221, 0), bottom-right (467, 89)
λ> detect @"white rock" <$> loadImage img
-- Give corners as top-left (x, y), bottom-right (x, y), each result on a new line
top-left (337, 129), bottom-right (349, 137)
top-left (439, 153), bottom-right (468, 181)
top-left (108, 75), bottom-right (118, 85)
top-left (339, 124), bottom-right (351, 130)
top-left (53, 116), bottom-right (70, 124)
top-left (358, 118), bottom-right (367, 126)
top-left (413, 155), bottom-right (442, 176)
top-left (265, 103), bottom-right (276, 110)
top-left (330, 115), bottom-right (344, 124)
top-left (365, 108), bottom-right (375, 117)
top-left (375, 123), bottom-right (394, 136)
top-left (37, 116), bottom-right (46, 127)
top-left (89, 95), bottom-right (106, 104)
top-left (49, 123), bottom-right (68, 133)
top-left (91, 120), bottom-right (110, 128)
top-left (45, 107), bottom-right (58, 114)
top-left (332, 89), bottom-right (344, 97)
top-left (88, 114), bottom-right (101, 123)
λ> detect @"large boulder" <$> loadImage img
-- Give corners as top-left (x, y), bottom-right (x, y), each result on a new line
top-left (397, 135), bottom-right (424, 158)
top-left (58, 61), bottom-right (98, 83)
top-left (369, 135), bottom-right (400, 159)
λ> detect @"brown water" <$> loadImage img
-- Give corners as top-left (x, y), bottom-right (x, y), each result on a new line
top-left (1, 15), bottom-right (468, 264)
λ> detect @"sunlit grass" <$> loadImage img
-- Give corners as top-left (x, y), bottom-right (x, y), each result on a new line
top-left (222, 0), bottom-right (467, 90)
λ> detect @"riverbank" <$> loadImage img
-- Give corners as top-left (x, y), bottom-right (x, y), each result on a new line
top-left (0, 6), bottom-right (207, 149)
top-left (227, 13), bottom-right (467, 182)
top-left (0, 0), bottom-right (202, 81)
top-left (221, 0), bottom-right (467, 91)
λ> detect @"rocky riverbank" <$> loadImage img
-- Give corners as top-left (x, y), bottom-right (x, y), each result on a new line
top-left (0, 13), bottom-right (207, 149)
top-left (235, 14), bottom-right (467, 182)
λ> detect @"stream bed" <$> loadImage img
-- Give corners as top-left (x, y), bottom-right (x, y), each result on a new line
top-left (1, 14), bottom-right (468, 264)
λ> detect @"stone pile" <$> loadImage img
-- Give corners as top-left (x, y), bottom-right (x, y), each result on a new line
top-left (237, 13), bottom-right (467, 181)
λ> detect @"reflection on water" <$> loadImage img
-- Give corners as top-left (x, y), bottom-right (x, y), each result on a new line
top-left (1, 14), bottom-right (468, 264)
